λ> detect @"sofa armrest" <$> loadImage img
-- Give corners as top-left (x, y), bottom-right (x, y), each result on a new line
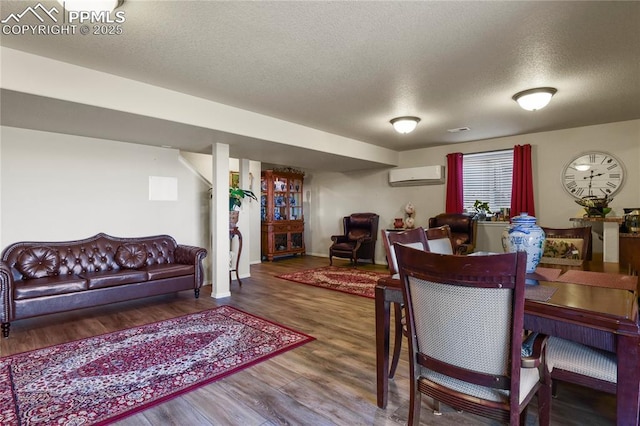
top-left (175, 244), bottom-right (207, 264)
top-left (0, 262), bottom-right (14, 323)
top-left (175, 245), bottom-right (208, 287)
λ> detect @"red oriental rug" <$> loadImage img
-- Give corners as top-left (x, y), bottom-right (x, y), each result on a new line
top-left (0, 306), bottom-right (314, 426)
top-left (276, 266), bottom-right (388, 299)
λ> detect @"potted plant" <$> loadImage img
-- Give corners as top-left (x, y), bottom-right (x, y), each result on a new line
top-left (473, 200), bottom-right (492, 220)
top-left (229, 187), bottom-right (257, 210)
top-left (229, 187), bottom-right (257, 227)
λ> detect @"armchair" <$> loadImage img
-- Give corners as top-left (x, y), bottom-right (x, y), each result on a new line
top-left (329, 213), bottom-right (379, 266)
top-left (428, 213), bottom-right (477, 254)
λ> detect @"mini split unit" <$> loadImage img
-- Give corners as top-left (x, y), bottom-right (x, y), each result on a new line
top-left (388, 165), bottom-right (445, 187)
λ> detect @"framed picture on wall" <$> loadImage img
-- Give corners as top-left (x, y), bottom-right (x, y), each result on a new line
top-left (230, 172), bottom-right (239, 188)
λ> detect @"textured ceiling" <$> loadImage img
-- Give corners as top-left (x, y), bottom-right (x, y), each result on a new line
top-left (1, 1), bottom-right (639, 168)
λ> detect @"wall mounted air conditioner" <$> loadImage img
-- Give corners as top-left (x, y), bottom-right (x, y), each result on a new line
top-left (388, 165), bottom-right (445, 187)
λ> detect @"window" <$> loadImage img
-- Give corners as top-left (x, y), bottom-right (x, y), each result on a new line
top-left (463, 149), bottom-right (513, 213)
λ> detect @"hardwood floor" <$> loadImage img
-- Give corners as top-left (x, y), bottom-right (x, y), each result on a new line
top-left (1, 256), bottom-right (616, 425)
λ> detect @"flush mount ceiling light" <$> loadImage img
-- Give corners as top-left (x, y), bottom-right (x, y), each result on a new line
top-left (390, 116), bottom-right (421, 134)
top-left (57, 0), bottom-right (123, 12)
top-left (512, 87), bottom-right (557, 111)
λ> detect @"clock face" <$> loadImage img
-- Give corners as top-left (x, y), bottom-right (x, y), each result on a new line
top-left (562, 151), bottom-right (625, 199)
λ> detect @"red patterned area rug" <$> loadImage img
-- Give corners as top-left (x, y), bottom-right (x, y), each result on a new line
top-left (0, 306), bottom-right (314, 426)
top-left (276, 266), bottom-right (387, 299)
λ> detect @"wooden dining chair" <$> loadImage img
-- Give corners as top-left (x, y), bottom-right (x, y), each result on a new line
top-left (395, 246), bottom-right (552, 425)
top-left (425, 224), bottom-right (455, 255)
top-left (380, 227), bottom-right (429, 379)
top-left (380, 227), bottom-right (429, 278)
top-left (541, 226), bottom-right (592, 262)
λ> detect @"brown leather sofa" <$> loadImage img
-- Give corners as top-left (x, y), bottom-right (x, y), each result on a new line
top-left (0, 233), bottom-right (207, 337)
top-left (428, 213), bottom-right (477, 255)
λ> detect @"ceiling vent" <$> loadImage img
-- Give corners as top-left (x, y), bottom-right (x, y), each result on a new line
top-left (447, 127), bottom-right (470, 133)
top-left (388, 165), bottom-right (445, 187)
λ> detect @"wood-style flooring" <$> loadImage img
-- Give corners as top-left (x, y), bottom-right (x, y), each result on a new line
top-left (1, 255), bottom-right (616, 425)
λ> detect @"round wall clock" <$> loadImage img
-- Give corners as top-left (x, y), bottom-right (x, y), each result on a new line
top-left (561, 151), bottom-right (625, 199)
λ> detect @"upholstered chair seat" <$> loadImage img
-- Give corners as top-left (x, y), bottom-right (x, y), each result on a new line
top-left (546, 336), bottom-right (617, 394)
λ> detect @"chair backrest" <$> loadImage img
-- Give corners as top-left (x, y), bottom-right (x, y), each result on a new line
top-left (428, 213), bottom-right (477, 254)
top-left (344, 213), bottom-right (379, 241)
top-left (541, 226), bottom-right (592, 261)
top-left (425, 224), bottom-right (455, 255)
top-left (395, 245), bottom-right (528, 411)
top-left (381, 227), bottom-right (429, 276)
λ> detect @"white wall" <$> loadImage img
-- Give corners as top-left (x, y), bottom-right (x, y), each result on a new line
top-left (179, 152), bottom-right (262, 266)
top-left (306, 120), bottom-right (640, 263)
top-left (0, 126), bottom-right (211, 278)
top-left (2, 120), bottom-right (638, 269)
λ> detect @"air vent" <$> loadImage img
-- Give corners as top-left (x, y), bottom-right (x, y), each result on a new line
top-left (447, 127), bottom-right (470, 133)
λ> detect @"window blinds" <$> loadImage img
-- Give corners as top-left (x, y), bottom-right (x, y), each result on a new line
top-left (463, 149), bottom-right (513, 213)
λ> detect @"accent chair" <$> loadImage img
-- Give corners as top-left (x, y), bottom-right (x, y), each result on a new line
top-left (428, 213), bottom-right (477, 254)
top-left (329, 213), bottom-right (379, 266)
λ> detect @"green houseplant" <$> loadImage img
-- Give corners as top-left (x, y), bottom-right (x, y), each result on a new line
top-left (229, 187), bottom-right (257, 211)
top-left (229, 187), bottom-right (257, 228)
top-left (473, 200), bottom-right (492, 220)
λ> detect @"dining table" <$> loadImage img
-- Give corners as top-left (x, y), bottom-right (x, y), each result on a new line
top-left (374, 259), bottom-right (640, 426)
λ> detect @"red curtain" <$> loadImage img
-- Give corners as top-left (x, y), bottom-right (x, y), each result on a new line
top-left (511, 144), bottom-right (535, 218)
top-left (445, 152), bottom-right (464, 213)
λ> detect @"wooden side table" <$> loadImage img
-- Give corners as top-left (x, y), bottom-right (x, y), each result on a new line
top-left (229, 227), bottom-right (243, 286)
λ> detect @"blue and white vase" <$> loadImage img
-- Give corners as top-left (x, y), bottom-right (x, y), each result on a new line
top-left (501, 213), bottom-right (546, 273)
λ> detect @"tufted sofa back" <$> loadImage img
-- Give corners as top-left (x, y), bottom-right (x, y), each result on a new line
top-left (2, 233), bottom-right (178, 282)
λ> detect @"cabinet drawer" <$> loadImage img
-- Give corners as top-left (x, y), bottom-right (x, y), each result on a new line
top-left (272, 224), bottom-right (289, 233)
top-left (289, 222), bottom-right (304, 232)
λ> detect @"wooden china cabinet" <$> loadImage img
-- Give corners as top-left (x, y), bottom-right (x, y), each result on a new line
top-left (261, 168), bottom-right (305, 261)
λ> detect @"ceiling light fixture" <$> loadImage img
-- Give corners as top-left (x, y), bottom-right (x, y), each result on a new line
top-left (57, 0), bottom-right (123, 12)
top-left (512, 87), bottom-right (557, 111)
top-left (390, 116), bottom-right (421, 134)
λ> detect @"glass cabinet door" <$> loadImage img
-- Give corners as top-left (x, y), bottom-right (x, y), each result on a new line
top-left (289, 177), bottom-right (303, 221)
top-left (273, 176), bottom-right (287, 221)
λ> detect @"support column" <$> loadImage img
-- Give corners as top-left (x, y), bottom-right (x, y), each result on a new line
top-left (602, 221), bottom-right (620, 263)
top-left (211, 143), bottom-right (231, 298)
top-left (237, 158), bottom-right (252, 279)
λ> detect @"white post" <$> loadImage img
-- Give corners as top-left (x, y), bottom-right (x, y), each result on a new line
top-left (602, 221), bottom-right (620, 263)
top-left (211, 143), bottom-right (231, 298)
top-left (237, 158), bottom-right (252, 279)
